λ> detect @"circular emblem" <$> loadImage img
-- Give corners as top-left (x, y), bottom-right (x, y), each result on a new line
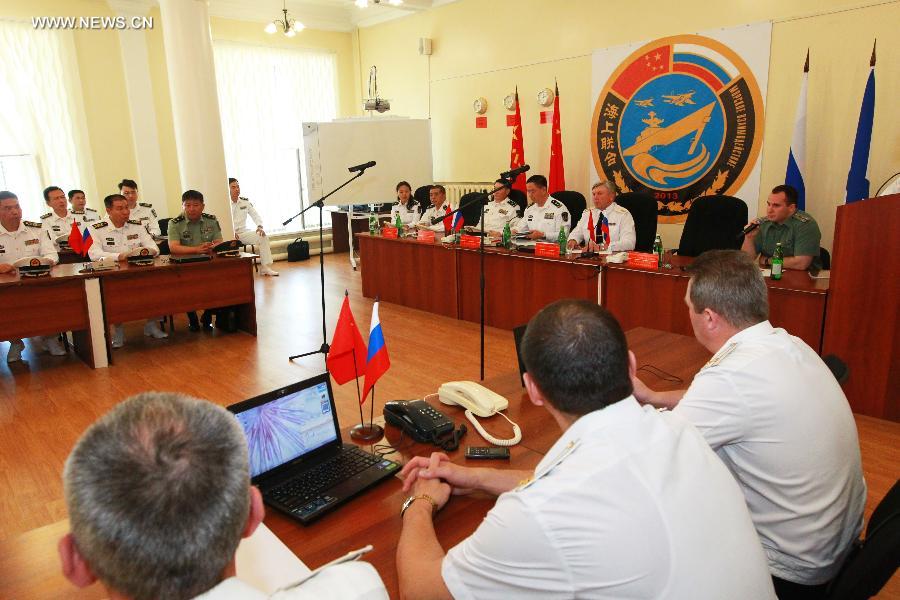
top-left (592, 35), bottom-right (764, 223)
top-left (29, 258), bottom-right (41, 267)
top-left (139, 248), bottom-right (150, 256)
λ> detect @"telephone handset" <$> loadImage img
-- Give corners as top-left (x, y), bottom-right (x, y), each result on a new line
top-left (383, 400), bottom-right (454, 443)
top-left (438, 381), bottom-right (522, 447)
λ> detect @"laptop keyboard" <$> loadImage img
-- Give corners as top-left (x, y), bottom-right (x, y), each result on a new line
top-left (268, 446), bottom-right (382, 509)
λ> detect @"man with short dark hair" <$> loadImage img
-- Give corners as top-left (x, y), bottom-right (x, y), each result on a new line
top-left (473, 178), bottom-right (520, 236)
top-left (512, 174), bottom-right (570, 240)
top-left (0, 191), bottom-right (62, 361)
top-left (632, 250), bottom-right (866, 599)
top-left (41, 185), bottom-right (92, 251)
top-left (397, 299), bottom-right (775, 599)
top-left (741, 184), bottom-right (821, 270)
top-left (118, 178), bottom-right (161, 237)
top-left (416, 184), bottom-right (452, 232)
top-left (229, 178), bottom-right (278, 276)
top-left (67, 189), bottom-right (99, 228)
top-left (89, 194), bottom-right (166, 346)
top-left (59, 392), bottom-right (389, 599)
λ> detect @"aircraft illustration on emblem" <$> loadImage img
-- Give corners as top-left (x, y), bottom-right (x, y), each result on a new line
top-left (662, 91), bottom-right (696, 106)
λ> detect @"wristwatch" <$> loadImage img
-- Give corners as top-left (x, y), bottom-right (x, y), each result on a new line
top-left (401, 494), bottom-right (438, 518)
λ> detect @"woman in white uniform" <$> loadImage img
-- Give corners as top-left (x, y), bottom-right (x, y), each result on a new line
top-left (390, 181), bottom-right (418, 231)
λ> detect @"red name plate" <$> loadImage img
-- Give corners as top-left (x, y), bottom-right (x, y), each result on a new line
top-left (475, 116), bottom-right (487, 129)
top-left (540, 110), bottom-right (554, 124)
top-left (417, 229), bottom-right (436, 243)
top-left (627, 251), bottom-right (660, 269)
top-left (382, 226), bottom-right (399, 239)
top-left (460, 234), bottom-right (481, 249)
top-left (535, 242), bottom-right (561, 257)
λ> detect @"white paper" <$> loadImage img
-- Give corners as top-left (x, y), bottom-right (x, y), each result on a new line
top-left (235, 523), bottom-right (311, 593)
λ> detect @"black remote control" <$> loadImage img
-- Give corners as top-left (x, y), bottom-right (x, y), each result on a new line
top-left (465, 446), bottom-right (510, 460)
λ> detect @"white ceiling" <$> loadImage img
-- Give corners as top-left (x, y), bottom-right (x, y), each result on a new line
top-left (206, 0), bottom-right (456, 31)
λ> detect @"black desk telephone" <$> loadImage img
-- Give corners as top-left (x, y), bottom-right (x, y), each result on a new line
top-left (383, 400), bottom-right (454, 442)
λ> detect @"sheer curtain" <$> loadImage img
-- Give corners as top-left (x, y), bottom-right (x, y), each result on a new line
top-left (214, 41), bottom-right (337, 233)
top-left (0, 20), bottom-right (94, 219)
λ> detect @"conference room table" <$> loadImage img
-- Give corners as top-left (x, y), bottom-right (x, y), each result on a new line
top-left (358, 233), bottom-right (830, 352)
top-left (0, 254), bottom-right (257, 368)
top-left (0, 327), bottom-right (710, 599)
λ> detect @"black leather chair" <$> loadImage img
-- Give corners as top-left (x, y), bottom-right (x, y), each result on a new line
top-left (414, 185), bottom-right (432, 216)
top-left (825, 479), bottom-right (900, 599)
top-left (158, 218), bottom-right (171, 255)
top-left (508, 188), bottom-right (527, 217)
top-left (676, 195), bottom-right (747, 257)
top-left (616, 192), bottom-right (658, 252)
top-left (820, 247), bottom-right (832, 270)
top-left (552, 190), bottom-right (587, 231)
top-left (458, 191), bottom-right (487, 228)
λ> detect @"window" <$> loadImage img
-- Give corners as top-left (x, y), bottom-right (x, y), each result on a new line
top-left (214, 41), bottom-right (338, 233)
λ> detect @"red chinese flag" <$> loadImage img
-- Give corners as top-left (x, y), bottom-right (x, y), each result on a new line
top-left (509, 88), bottom-right (526, 193)
top-left (443, 205), bottom-right (452, 235)
top-left (68, 221), bottom-right (83, 255)
top-left (587, 210), bottom-right (596, 243)
top-left (326, 293), bottom-right (368, 385)
top-left (548, 82), bottom-right (565, 194)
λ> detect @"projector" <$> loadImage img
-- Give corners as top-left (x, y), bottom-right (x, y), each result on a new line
top-left (363, 98), bottom-right (391, 113)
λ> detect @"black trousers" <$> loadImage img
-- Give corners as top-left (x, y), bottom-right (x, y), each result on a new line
top-left (772, 576), bottom-right (829, 600)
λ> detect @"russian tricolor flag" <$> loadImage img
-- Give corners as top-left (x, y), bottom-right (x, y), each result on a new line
top-left (361, 301), bottom-right (390, 405)
top-left (80, 226), bottom-right (93, 256)
top-left (846, 43), bottom-right (876, 204)
top-left (785, 51), bottom-right (808, 210)
top-left (451, 211), bottom-right (464, 232)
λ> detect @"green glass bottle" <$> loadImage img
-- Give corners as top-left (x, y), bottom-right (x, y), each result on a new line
top-left (653, 234), bottom-right (663, 263)
top-left (557, 226), bottom-right (567, 255)
top-left (394, 212), bottom-right (403, 230)
top-left (368, 214), bottom-right (378, 236)
top-left (502, 221), bottom-right (511, 249)
top-left (771, 242), bottom-right (784, 280)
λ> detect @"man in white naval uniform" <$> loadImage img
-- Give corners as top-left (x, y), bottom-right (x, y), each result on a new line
top-left (567, 180), bottom-right (636, 252)
top-left (397, 299), bottom-right (776, 600)
top-left (41, 185), bottom-right (100, 251)
top-left (89, 194), bottom-right (168, 347)
top-left (59, 392), bottom-right (389, 600)
top-left (0, 190), bottom-right (64, 361)
top-left (473, 178), bottom-right (521, 236)
top-left (119, 178), bottom-right (161, 237)
top-left (632, 250), bottom-right (866, 599)
top-left (512, 174), bottom-right (570, 240)
top-left (416, 185), bottom-right (452, 233)
top-left (68, 189), bottom-right (101, 230)
top-left (229, 178), bottom-right (278, 276)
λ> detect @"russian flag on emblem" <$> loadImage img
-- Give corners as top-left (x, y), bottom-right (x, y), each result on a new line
top-left (361, 301), bottom-right (390, 405)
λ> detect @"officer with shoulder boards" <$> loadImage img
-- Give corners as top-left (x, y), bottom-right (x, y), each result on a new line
top-left (475, 178), bottom-right (521, 236)
top-left (68, 189), bottom-right (100, 229)
top-left (567, 181), bottom-right (635, 252)
top-left (229, 177), bottom-right (278, 276)
top-left (119, 178), bottom-right (161, 237)
top-left (741, 184), bottom-right (822, 271)
top-left (390, 181), bottom-right (419, 231)
top-left (512, 174), bottom-right (570, 240)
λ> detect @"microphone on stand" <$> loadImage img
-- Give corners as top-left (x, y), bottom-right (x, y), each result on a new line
top-left (349, 160), bottom-right (376, 173)
top-left (501, 164), bottom-right (530, 180)
top-left (737, 218), bottom-right (767, 240)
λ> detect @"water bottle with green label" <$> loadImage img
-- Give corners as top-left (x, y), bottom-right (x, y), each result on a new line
top-left (368, 214), bottom-right (378, 236)
top-left (771, 242), bottom-right (784, 280)
top-left (502, 221), bottom-right (512, 249)
top-left (394, 212), bottom-right (403, 230)
top-left (557, 226), bottom-right (567, 255)
top-left (653, 234), bottom-right (664, 264)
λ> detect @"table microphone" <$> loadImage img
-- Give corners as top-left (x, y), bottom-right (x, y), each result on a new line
top-left (737, 218), bottom-right (766, 239)
top-left (349, 160), bottom-right (376, 173)
top-left (501, 164), bottom-right (530, 180)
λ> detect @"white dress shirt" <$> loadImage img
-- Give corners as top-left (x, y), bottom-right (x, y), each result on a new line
top-left (193, 562), bottom-right (388, 600)
top-left (0, 220), bottom-right (58, 265)
top-left (389, 201), bottom-right (419, 227)
top-left (475, 198), bottom-right (520, 232)
top-left (231, 196), bottom-right (265, 235)
top-left (513, 196), bottom-right (570, 240)
top-left (675, 321), bottom-right (866, 585)
top-left (129, 202), bottom-right (161, 236)
top-left (88, 219), bottom-right (160, 261)
top-left (442, 397), bottom-right (775, 600)
top-left (567, 201), bottom-right (636, 251)
top-left (417, 202), bottom-right (452, 232)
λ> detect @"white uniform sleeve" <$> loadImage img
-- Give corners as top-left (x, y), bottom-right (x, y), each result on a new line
top-left (442, 493), bottom-right (571, 600)
top-left (610, 207), bottom-right (636, 252)
top-left (145, 207), bottom-right (161, 237)
top-left (417, 209), bottom-right (432, 228)
top-left (270, 562), bottom-right (389, 600)
top-left (139, 226), bottom-right (160, 256)
top-left (552, 207), bottom-right (571, 240)
top-left (674, 370), bottom-right (749, 450)
top-left (514, 207), bottom-right (531, 233)
top-left (567, 210), bottom-right (589, 244)
top-left (246, 202), bottom-right (264, 229)
top-left (40, 228), bottom-right (59, 264)
top-left (87, 228), bottom-right (119, 261)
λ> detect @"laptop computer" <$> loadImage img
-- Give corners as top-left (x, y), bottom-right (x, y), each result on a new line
top-left (228, 373), bottom-right (400, 524)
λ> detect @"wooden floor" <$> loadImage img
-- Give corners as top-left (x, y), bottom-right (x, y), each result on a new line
top-left (1, 253), bottom-right (897, 597)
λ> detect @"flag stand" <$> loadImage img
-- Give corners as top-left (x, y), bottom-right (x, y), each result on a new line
top-left (350, 386), bottom-right (384, 441)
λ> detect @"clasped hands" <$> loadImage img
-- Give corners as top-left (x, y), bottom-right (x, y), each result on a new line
top-left (400, 452), bottom-right (480, 515)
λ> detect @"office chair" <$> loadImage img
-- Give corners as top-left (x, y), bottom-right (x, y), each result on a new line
top-left (458, 191), bottom-right (487, 228)
top-left (820, 247), bottom-right (832, 270)
top-left (825, 479), bottom-right (900, 599)
top-left (552, 190), bottom-right (587, 231)
top-left (677, 194), bottom-right (747, 257)
top-left (414, 185), bottom-right (432, 215)
top-left (616, 191), bottom-right (658, 252)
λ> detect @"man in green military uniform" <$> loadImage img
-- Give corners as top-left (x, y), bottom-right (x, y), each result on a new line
top-left (742, 184), bottom-right (822, 271)
top-left (168, 190), bottom-right (225, 331)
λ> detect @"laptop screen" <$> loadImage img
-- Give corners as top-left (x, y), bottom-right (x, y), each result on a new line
top-left (229, 375), bottom-right (339, 478)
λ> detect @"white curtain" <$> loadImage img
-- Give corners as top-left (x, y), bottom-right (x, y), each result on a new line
top-left (0, 20), bottom-right (94, 219)
top-left (213, 41), bottom-right (337, 233)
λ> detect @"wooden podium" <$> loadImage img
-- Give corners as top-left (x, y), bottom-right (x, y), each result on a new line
top-left (822, 194), bottom-right (899, 421)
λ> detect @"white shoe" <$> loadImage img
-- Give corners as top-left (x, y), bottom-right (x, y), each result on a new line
top-left (7, 339), bottom-right (24, 363)
top-left (260, 266), bottom-right (279, 276)
top-left (111, 325), bottom-right (125, 349)
top-left (144, 320), bottom-right (169, 339)
top-left (45, 336), bottom-right (67, 356)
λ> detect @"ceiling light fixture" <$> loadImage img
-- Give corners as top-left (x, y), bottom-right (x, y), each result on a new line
top-left (265, 0), bottom-right (305, 37)
top-left (355, 0), bottom-right (404, 8)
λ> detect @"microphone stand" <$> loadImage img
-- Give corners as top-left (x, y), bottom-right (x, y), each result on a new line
top-left (431, 187), bottom-right (502, 381)
top-left (284, 168), bottom-right (369, 362)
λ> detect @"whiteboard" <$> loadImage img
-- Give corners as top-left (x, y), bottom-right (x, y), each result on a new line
top-left (303, 118), bottom-right (433, 206)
